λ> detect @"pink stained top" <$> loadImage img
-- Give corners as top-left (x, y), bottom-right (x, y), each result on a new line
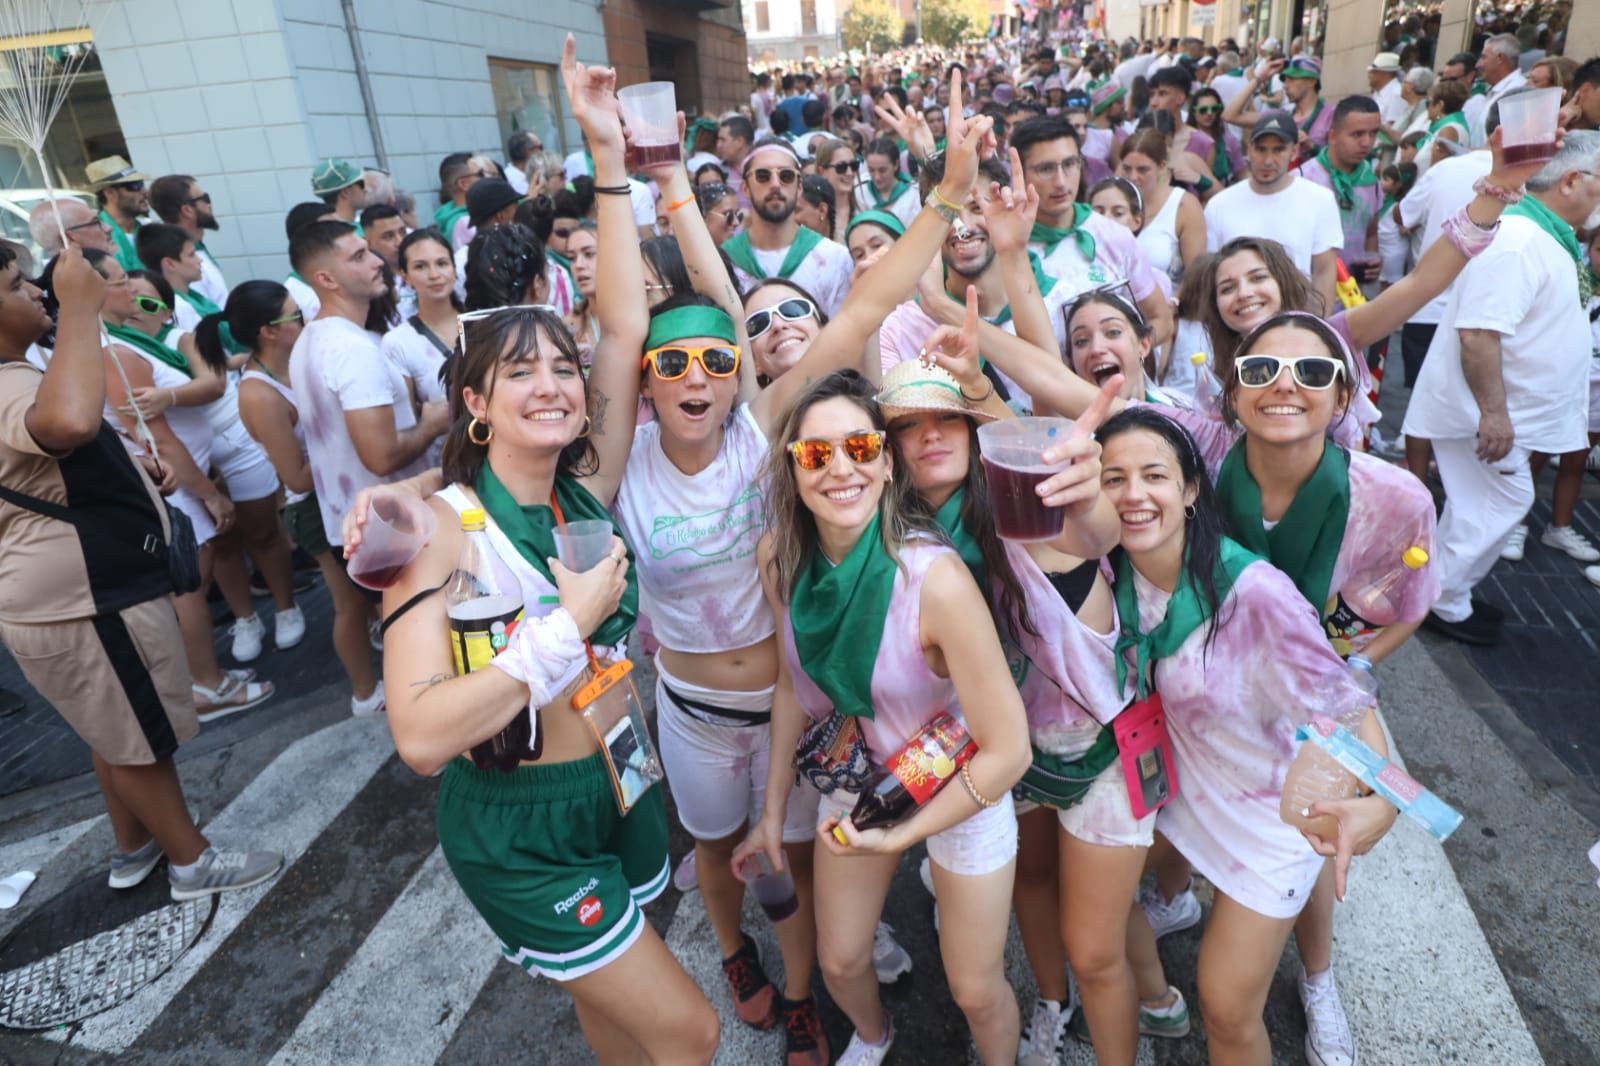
top-left (780, 540), bottom-right (965, 765)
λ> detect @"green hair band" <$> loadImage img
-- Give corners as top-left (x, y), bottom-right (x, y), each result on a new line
top-left (645, 303), bottom-right (738, 349)
top-left (846, 209), bottom-right (906, 241)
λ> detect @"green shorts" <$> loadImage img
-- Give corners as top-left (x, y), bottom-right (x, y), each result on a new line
top-left (436, 751), bottom-right (669, 982)
top-left (283, 494), bottom-right (330, 558)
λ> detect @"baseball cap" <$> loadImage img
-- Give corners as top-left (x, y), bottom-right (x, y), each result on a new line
top-left (1249, 110), bottom-right (1299, 145)
top-left (310, 158), bottom-right (364, 196)
top-left (1282, 56), bottom-right (1323, 80)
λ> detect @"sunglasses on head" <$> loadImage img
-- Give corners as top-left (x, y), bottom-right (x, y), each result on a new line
top-left (133, 295), bottom-right (168, 315)
top-left (788, 431), bottom-right (885, 471)
top-left (751, 167), bottom-right (799, 186)
top-left (745, 297), bottom-right (816, 338)
top-left (642, 344), bottom-right (741, 380)
top-left (1235, 354), bottom-right (1345, 390)
top-left (828, 159), bottom-right (860, 175)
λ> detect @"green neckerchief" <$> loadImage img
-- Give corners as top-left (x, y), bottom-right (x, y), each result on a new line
top-left (870, 178), bottom-right (912, 208)
top-left (106, 322), bottom-right (192, 378)
top-left (1470, 79), bottom-right (1488, 97)
top-left (1298, 98), bottom-right (1326, 138)
top-left (177, 288), bottom-right (245, 353)
top-left (1507, 194), bottom-right (1591, 306)
top-left (100, 210), bottom-right (141, 273)
top-left (1213, 140), bottom-right (1232, 183)
top-left (989, 256), bottom-right (1057, 327)
top-left (433, 201), bottom-right (469, 239)
top-left (1428, 111), bottom-right (1468, 138)
top-left (582, 151), bottom-right (595, 176)
top-left (1112, 538), bottom-right (1258, 699)
top-left (934, 137), bottom-right (947, 153)
top-left (933, 488), bottom-right (984, 585)
top-left (722, 225), bottom-right (822, 281)
top-left (788, 512), bottom-right (897, 719)
top-left (1314, 147), bottom-right (1376, 213)
top-left (1380, 193), bottom-right (1396, 216)
top-left (1030, 204), bottom-right (1096, 262)
top-left (473, 462), bottom-right (638, 648)
top-left (1215, 438), bottom-right (1350, 619)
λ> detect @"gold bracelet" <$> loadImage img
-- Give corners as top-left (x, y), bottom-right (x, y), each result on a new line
top-left (930, 187), bottom-right (965, 217)
top-left (959, 378), bottom-right (994, 403)
top-left (959, 763), bottom-right (1000, 808)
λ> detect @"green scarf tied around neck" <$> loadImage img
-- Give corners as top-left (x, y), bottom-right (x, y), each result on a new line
top-left (433, 201), bottom-right (469, 240)
top-left (106, 322), bottom-right (192, 378)
top-left (1314, 147), bottom-right (1376, 213)
top-left (473, 463), bottom-right (638, 648)
top-left (1112, 538), bottom-right (1259, 700)
top-left (1030, 204), bottom-right (1096, 263)
top-left (100, 211), bottom-right (141, 273)
top-left (933, 488), bottom-right (984, 585)
top-left (870, 177), bottom-right (912, 208)
top-left (1215, 438), bottom-right (1350, 620)
top-left (722, 226), bottom-right (822, 282)
top-left (789, 512), bottom-right (899, 719)
top-left (1507, 193), bottom-right (1592, 307)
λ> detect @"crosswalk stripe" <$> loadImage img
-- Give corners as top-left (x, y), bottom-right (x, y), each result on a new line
top-left (51, 714), bottom-right (398, 1052)
top-left (0, 814), bottom-right (101, 882)
top-left (268, 847), bottom-right (500, 1066)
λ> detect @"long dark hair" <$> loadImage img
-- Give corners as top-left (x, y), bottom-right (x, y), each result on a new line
top-left (1096, 406), bottom-right (1234, 653)
top-left (463, 223), bottom-right (546, 312)
top-left (1198, 236), bottom-right (1324, 369)
top-left (1222, 310), bottom-right (1354, 429)
top-left (397, 228), bottom-right (465, 311)
top-left (799, 174), bottom-right (836, 236)
top-left (949, 420), bottom-right (1038, 643)
top-left (440, 307), bottom-right (596, 486)
top-left (196, 280), bottom-right (288, 372)
top-left (640, 236), bottom-right (694, 298)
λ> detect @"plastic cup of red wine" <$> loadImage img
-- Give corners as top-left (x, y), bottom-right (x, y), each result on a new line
top-left (347, 494), bottom-right (438, 590)
top-left (553, 519), bottom-right (615, 572)
top-left (618, 81), bottom-right (681, 164)
top-left (976, 417), bottom-right (1078, 542)
top-left (739, 853), bottom-right (798, 923)
top-left (1496, 87), bottom-right (1562, 166)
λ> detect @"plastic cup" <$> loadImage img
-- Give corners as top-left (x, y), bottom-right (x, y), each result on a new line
top-left (739, 853), bottom-right (798, 923)
top-left (1496, 87), bottom-right (1562, 166)
top-left (976, 417), bottom-right (1078, 542)
top-left (618, 81), bottom-right (681, 166)
top-left (346, 494), bottom-right (437, 590)
top-left (553, 519), bottom-right (615, 571)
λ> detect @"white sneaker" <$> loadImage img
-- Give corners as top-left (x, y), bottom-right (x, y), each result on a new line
top-left (837, 1016), bottom-right (894, 1065)
top-left (350, 681), bottom-right (386, 717)
top-left (1499, 524), bottom-right (1528, 562)
top-left (1586, 565), bottom-right (1600, 589)
top-left (871, 921), bottom-right (912, 983)
top-left (274, 605), bottom-right (306, 649)
top-left (1540, 525), bottom-right (1600, 563)
top-left (1299, 967), bottom-right (1357, 1066)
top-left (1019, 997), bottom-right (1069, 1066)
top-left (1139, 880), bottom-right (1203, 939)
top-left (230, 614), bottom-right (266, 663)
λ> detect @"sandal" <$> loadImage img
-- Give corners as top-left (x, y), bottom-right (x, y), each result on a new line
top-left (193, 674), bottom-right (275, 722)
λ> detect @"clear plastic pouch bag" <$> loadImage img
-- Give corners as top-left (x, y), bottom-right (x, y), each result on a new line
top-left (573, 656), bottom-right (663, 815)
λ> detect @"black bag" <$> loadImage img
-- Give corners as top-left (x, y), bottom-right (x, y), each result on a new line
top-left (0, 482), bottom-right (199, 596)
top-left (793, 713), bottom-right (875, 796)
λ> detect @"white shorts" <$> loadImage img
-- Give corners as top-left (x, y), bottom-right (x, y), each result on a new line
top-left (211, 421), bottom-right (280, 502)
top-left (169, 488), bottom-right (217, 547)
top-left (655, 658), bottom-right (818, 844)
top-left (1056, 762), bottom-right (1156, 848)
top-left (816, 787), bottom-right (1018, 877)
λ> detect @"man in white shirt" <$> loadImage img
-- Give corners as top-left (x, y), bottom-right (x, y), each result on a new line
top-left (147, 174), bottom-right (230, 307)
top-left (1367, 52), bottom-right (1408, 132)
top-left (504, 131), bottom-right (542, 196)
top-left (287, 221), bottom-right (448, 549)
top-left (721, 138), bottom-right (854, 316)
top-left (1465, 34), bottom-right (1527, 147)
top-left (1205, 111), bottom-right (1344, 309)
top-left (1403, 132), bottom-right (1600, 645)
top-left (1211, 50), bottom-right (1251, 111)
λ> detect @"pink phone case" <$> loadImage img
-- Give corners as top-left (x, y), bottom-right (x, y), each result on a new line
top-left (1112, 692), bottom-right (1179, 818)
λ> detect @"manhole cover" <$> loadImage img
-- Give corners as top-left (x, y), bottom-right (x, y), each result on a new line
top-left (0, 875), bottom-right (215, 1030)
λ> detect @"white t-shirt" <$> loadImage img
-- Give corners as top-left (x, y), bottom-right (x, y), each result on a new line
top-left (1396, 150), bottom-right (1494, 325)
top-left (612, 404), bottom-right (773, 654)
top-left (628, 177), bottom-right (656, 231)
top-left (1112, 54), bottom-right (1157, 90)
top-left (1204, 177), bottom-right (1343, 279)
top-left (1466, 69), bottom-right (1527, 147)
top-left (288, 316), bottom-right (432, 544)
top-left (1402, 214), bottom-right (1591, 454)
top-left (1373, 77), bottom-right (1408, 130)
top-left (728, 234), bottom-right (855, 317)
top-left (853, 183), bottom-right (922, 230)
top-left (381, 319), bottom-right (450, 404)
top-left (505, 166), bottom-right (529, 195)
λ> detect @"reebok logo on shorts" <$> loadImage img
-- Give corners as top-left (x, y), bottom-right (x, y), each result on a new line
top-left (554, 876), bottom-right (600, 916)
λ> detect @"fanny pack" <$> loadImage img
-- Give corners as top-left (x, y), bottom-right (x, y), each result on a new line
top-left (662, 682), bottom-right (772, 727)
top-left (1015, 726), bottom-right (1119, 810)
top-left (793, 712), bottom-right (874, 796)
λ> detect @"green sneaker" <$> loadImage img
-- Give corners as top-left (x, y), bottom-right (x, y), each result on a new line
top-left (1065, 987), bottom-right (1191, 1043)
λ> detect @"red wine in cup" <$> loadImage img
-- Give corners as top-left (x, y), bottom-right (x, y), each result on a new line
top-left (981, 457), bottom-right (1064, 541)
top-left (1501, 142), bottom-right (1556, 166)
top-left (631, 142), bottom-right (682, 166)
top-left (351, 562), bottom-right (405, 589)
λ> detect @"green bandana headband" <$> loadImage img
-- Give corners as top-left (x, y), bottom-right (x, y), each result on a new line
top-left (846, 209), bottom-right (907, 241)
top-left (644, 304), bottom-right (738, 349)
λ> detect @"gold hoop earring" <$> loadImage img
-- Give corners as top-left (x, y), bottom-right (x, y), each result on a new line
top-left (467, 417), bottom-right (493, 445)
top-left (577, 415), bottom-right (593, 438)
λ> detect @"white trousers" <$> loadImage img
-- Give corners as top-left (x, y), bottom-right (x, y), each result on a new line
top-left (1431, 438), bottom-right (1533, 622)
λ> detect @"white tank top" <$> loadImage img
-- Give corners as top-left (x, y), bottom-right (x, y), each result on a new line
top-left (436, 483), bottom-right (625, 693)
top-left (1137, 186), bottom-right (1185, 286)
top-left (240, 367), bottom-right (311, 504)
top-left (611, 404), bottom-right (773, 654)
top-left (111, 341), bottom-right (214, 473)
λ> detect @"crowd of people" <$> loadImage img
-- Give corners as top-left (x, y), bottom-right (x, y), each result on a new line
top-left (1, 11), bottom-right (1597, 1066)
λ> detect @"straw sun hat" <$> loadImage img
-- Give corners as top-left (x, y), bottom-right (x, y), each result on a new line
top-left (877, 361), bottom-right (996, 423)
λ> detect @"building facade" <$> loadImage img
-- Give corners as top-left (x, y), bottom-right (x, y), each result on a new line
top-left (0, 0), bottom-right (744, 284)
top-left (743, 0), bottom-right (843, 64)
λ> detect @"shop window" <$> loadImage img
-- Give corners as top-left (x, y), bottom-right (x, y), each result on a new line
top-left (488, 57), bottom-right (565, 163)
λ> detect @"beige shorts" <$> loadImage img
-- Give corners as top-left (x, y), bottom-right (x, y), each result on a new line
top-left (0, 598), bottom-right (198, 765)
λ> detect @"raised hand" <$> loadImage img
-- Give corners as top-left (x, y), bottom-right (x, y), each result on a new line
top-left (935, 69), bottom-right (996, 206)
top-left (919, 284), bottom-right (984, 393)
top-left (875, 91), bottom-right (936, 161)
top-left (979, 146), bottom-right (1039, 255)
top-left (560, 34), bottom-right (624, 150)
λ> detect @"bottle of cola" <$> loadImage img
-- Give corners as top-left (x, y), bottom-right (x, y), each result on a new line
top-left (834, 712), bottom-right (978, 843)
top-left (446, 508), bottom-right (536, 772)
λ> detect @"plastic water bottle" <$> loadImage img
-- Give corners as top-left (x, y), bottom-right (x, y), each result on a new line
top-left (1280, 659), bottom-right (1379, 838)
top-left (1189, 352), bottom-right (1223, 419)
top-left (1343, 546), bottom-right (1430, 624)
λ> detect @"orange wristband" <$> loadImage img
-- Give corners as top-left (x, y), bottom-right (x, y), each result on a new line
top-left (667, 195), bottom-right (695, 212)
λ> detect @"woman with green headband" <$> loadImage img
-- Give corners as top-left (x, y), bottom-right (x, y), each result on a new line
top-left (370, 43), bottom-right (717, 1064)
top-left (844, 208), bottom-right (905, 278)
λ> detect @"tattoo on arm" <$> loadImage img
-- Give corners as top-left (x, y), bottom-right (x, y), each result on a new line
top-left (412, 672), bottom-right (452, 689)
top-left (588, 388), bottom-right (610, 438)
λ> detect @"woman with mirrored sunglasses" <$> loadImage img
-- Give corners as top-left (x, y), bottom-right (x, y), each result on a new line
top-left (742, 280), bottom-right (826, 384)
top-left (745, 368), bottom-right (1031, 1066)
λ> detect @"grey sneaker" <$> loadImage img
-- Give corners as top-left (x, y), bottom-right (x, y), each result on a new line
top-left (169, 846), bottom-right (284, 901)
top-left (872, 921), bottom-right (912, 982)
top-left (108, 838), bottom-right (163, 889)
